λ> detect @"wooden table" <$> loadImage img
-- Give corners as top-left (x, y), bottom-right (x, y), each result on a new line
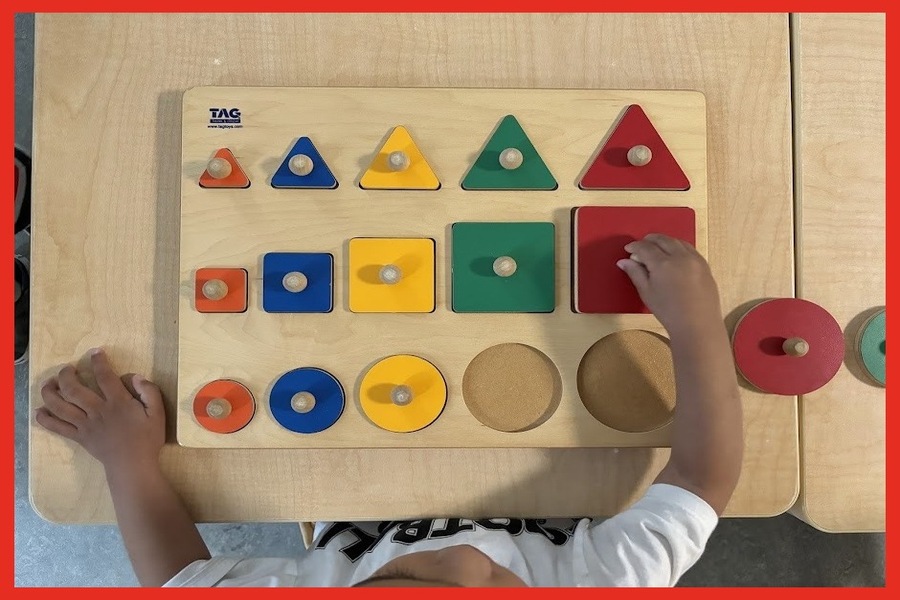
top-left (790, 13), bottom-right (885, 532)
top-left (30, 13), bottom-right (800, 524)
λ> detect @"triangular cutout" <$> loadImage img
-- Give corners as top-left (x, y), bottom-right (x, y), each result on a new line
top-left (579, 105), bottom-right (690, 190)
top-left (271, 137), bottom-right (338, 189)
top-left (461, 115), bottom-right (557, 191)
top-left (199, 148), bottom-right (250, 188)
top-left (359, 126), bottom-right (440, 190)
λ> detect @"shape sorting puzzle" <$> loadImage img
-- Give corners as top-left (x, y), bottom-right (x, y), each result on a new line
top-left (179, 87), bottom-right (708, 449)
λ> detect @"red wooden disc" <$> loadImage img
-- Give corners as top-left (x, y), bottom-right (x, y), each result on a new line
top-left (732, 298), bottom-right (843, 395)
top-left (193, 379), bottom-right (256, 434)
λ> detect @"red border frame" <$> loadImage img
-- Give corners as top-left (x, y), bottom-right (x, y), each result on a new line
top-left (5, 4), bottom-right (892, 593)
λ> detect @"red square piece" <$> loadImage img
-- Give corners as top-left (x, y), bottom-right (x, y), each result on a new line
top-left (195, 268), bottom-right (248, 313)
top-left (574, 206), bottom-right (696, 314)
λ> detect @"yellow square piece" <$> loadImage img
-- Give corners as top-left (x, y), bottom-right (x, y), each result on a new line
top-left (349, 238), bottom-right (435, 313)
top-left (359, 126), bottom-right (441, 190)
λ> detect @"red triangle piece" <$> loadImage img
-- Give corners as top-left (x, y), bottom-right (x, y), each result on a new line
top-left (579, 105), bottom-right (689, 190)
top-left (199, 148), bottom-right (250, 188)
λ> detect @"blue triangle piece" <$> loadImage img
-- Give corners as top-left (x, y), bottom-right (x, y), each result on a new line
top-left (271, 137), bottom-right (338, 189)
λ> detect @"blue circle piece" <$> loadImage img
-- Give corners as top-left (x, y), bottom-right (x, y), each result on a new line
top-left (269, 367), bottom-right (344, 434)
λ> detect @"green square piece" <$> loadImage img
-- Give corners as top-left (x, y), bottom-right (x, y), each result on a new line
top-left (452, 222), bottom-right (556, 313)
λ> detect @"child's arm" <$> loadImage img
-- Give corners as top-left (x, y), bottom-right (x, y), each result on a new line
top-left (618, 234), bottom-right (743, 515)
top-left (35, 349), bottom-right (210, 586)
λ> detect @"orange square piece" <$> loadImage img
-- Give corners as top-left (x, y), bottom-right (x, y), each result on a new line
top-left (195, 268), bottom-right (248, 313)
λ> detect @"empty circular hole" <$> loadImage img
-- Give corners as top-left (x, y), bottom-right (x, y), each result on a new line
top-left (462, 343), bottom-right (562, 433)
top-left (577, 330), bottom-right (676, 433)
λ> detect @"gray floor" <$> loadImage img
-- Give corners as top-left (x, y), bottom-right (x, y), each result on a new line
top-left (14, 13), bottom-right (884, 587)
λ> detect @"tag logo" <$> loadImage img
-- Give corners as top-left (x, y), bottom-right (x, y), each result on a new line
top-left (208, 107), bottom-right (243, 129)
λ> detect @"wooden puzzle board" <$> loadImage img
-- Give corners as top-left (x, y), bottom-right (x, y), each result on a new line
top-left (178, 87), bottom-right (707, 449)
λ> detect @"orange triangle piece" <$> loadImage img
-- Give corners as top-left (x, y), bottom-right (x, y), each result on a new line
top-left (199, 148), bottom-right (251, 188)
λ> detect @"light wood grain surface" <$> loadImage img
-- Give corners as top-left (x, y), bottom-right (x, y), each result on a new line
top-left (179, 87), bottom-right (708, 449)
top-left (790, 13), bottom-right (885, 532)
top-left (29, 13), bottom-right (796, 523)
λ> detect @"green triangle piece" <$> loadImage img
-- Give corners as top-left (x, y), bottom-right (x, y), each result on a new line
top-left (461, 115), bottom-right (558, 190)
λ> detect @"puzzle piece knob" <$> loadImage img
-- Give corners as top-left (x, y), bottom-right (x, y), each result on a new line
top-left (290, 391), bottom-right (316, 414)
top-left (288, 154), bottom-right (314, 176)
top-left (627, 145), bottom-right (652, 167)
top-left (388, 151), bottom-right (410, 172)
top-left (783, 337), bottom-right (810, 357)
top-left (282, 271), bottom-right (308, 293)
top-left (201, 279), bottom-right (229, 301)
top-left (499, 148), bottom-right (523, 170)
top-left (391, 385), bottom-right (413, 407)
top-left (206, 397), bottom-right (232, 419)
top-left (206, 157), bottom-right (233, 179)
top-left (379, 264), bottom-right (402, 285)
top-left (493, 256), bottom-right (517, 277)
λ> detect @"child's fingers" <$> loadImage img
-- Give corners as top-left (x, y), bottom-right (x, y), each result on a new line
top-left (35, 407), bottom-right (80, 440)
top-left (623, 239), bottom-right (667, 268)
top-left (643, 233), bottom-right (683, 254)
top-left (54, 368), bottom-right (102, 417)
top-left (90, 348), bottom-right (130, 401)
top-left (40, 380), bottom-right (86, 426)
top-left (616, 258), bottom-right (650, 296)
top-left (131, 374), bottom-right (164, 415)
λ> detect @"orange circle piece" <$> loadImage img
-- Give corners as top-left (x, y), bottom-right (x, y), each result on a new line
top-left (193, 379), bottom-right (256, 434)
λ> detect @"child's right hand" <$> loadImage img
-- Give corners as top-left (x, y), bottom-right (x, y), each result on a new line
top-left (616, 234), bottom-right (724, 339)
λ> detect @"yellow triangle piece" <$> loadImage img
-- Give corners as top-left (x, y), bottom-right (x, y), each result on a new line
top-left (360, 126), bottom-right (440, 190)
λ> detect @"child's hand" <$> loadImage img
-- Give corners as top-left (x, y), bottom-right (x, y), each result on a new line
top-left (35, 348), bottom-right (165, 473)
top-left (617, 234), bottom-right (723, 339)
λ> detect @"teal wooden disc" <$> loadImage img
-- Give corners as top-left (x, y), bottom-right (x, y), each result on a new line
top-left (858, 309), bottom-right (885, 386)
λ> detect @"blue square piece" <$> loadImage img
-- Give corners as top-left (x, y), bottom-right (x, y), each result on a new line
top-left (263, 252), bottom-right (333, 313)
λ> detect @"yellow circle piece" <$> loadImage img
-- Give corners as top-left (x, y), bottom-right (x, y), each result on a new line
top-left (359, 355), bottom-right (447, 433)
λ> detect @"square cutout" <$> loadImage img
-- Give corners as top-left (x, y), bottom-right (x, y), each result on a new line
top-left (348, 238), bottom-right (435, 313)
top-left (451, 222), bottom-right (555, 313)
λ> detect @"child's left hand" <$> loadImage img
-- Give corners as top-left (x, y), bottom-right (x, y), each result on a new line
top-left (35, 348), bottom-right (165, 473)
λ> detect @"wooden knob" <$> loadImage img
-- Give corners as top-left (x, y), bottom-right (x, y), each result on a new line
top-left (388, 151), bottom-right (409, 172)
top-left (499, 148), bottom-right (523, 170)
top-left (206, 157), bottom-right (233, 179)
top-left (627, 145), bottom-right (652, 167)
top-left (391, 385), bottom-right (413, 406)
top-left (379, 264), bottom-right (402, 285)
top-left (288, 154), bottom-right (314, 176)
top-left (493, 256), bottom-right (517, 277)
top-left (290, 391), bottom-right (316, 414)
top-left (783, 337), bottom-right (810, 357)
top-left (282, 271), bottom-right (308, 293)
top-left (206, 397), bottom-right (232, 419)
top-left (201, 279), bottom-right (228, 301)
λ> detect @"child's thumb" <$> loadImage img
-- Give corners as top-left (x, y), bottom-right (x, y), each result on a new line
top-left (616, 258), bottom-right (650, 296)
top-left (131, 374), bottom-right (164, 414)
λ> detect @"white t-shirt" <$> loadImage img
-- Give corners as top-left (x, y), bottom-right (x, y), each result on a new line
top-left (165, 484), bottom-right (717, 587)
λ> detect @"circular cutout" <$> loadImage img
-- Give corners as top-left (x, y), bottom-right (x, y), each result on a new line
top-left (857, 309), bottom-right (885, 386)
top-left (193, 379), bottom-right (255, 434)
top-left (732, 298), bottom-right (844, 395)
top-left (270, 368), bottom-right (344, 433)
top-left (462, 343), bottom-right (562, 433)
top-left (359, 355), bottom-right (447, 433)
top-left (577, 330), bottom-right (675, 433)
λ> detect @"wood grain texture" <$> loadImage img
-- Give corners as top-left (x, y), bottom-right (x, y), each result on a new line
top-left (179, 87), bottom-right (708, 449)
top-left (29, 13), bottom-right (795, 523)
top-left (790, 13), bottom-right (885, 532)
